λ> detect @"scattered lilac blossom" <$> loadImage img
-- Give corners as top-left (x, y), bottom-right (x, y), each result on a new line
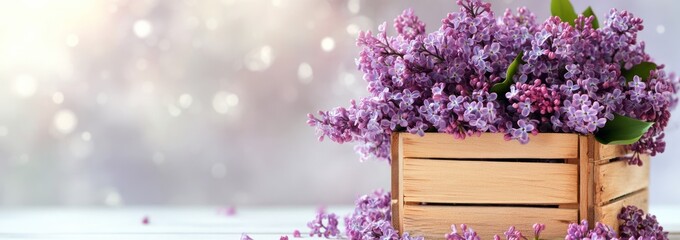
top-left (344, 189), bottom-right (422, 240)
top-left (280, 236), bottom-right (289, 240)
top-left (618, 205), bottom-right (669, 240)
top-left (307, 208), bottom-right (340, 238)
top-left (241, 233), bottom-right (253, 240)
top-left (565, 220), bottom-right (618, 240)
top-left (217, 206), bottom-right (236, 216)
top-left (532, 223), bottom-right (545, 240)
top-left (446, 224), bottom-right (480, 240)
top-left (141, 216), bottom-right (149, 225)
top-left (293, 229), bottom-right (301, 238)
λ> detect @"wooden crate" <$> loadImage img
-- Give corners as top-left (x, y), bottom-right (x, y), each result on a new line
top-left (391, 133), bottom-right (649, 239)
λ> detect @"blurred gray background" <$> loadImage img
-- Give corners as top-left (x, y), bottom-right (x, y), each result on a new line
top-left (0, 0), bottom-right (677, 206)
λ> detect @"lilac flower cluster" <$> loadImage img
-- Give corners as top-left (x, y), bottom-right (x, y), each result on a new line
top-left (445, 224), bottom-right (480, 240)
top-left (344, 189), bottom-right (422, 240)
top-left (566, 220), bottom-right (618, 240)
top-left (618, 206), bottom-right (669, 240)
top-left (307, 0), bottom-right (679, 163)
top-left (307, 208), bottom-right (341, 238)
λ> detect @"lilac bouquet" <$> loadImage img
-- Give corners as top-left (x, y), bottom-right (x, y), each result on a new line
top-left (307, 0), bottom-right (679, 165)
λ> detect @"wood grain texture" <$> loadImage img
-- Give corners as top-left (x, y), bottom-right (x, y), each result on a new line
top-left (595, 155), bottom-right (650, 206)
top-left (391, 133), bottom-right (401, 201)
top-left (403, 158), bottom-right (578, 204)
top-left (403, 205), bottom-right (577, 240)
top-left (401, 133), bottom-right (578, 159)
top-left (390, 133), bottom-right (404, 232)
top-left (595, 143), bottom-right (630, 162)
top-left (596, 189), bottom-right (649, 231)
top-left (578, 135), bottom-right (590, 223)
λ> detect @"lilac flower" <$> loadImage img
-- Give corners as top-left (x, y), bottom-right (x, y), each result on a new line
top-left (532, 223), bottom-right (545, 240)
top-left (618, 205), bottom-right (669, 240)
top-left (565, 220), bottom-right (618, 240)
top-left (394, 9), bottom-right (426, 40)
top-left (448, 95), bottom-right (466, 112)
top-left (560, 80), bottom-right (580, 94)
top-left (241, 233), bottom-right (253, 240)
top-left (518, 99), bottom-right (532, 117)
top-left (307, 208), bottom-right (340, 238)
top-left (344, 189), bottom-right (422, 240)
top-left (471, 46), bottom-right (490, 72)
top-left (509, 119), bottom-right (535, 144)
top-left (564, 64), bottom-right (581, 79)
top-left (445, 224), bottom-right (480, 240)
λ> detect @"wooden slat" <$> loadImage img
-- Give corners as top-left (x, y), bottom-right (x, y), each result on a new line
top-left (595, 189), bottom-right (649, 231)
top-left (391, 133), bottom-right (400, 201)
top-left (595, 142), bottom-right (630, 162)
top-left (390, 133), bottom-right (404, 232)
top-left (391, 200), bottom-right (401, 233)
top-left (403, 158), bottom-right (578, 204)
top-left (595, 155), bottom-right (650, 205)
top-left (578, 135), bottom-right (590, 223)
top-left (403, 204), bottom-right (577, 240)
top-left (401, 133), bottom-right (578, 159)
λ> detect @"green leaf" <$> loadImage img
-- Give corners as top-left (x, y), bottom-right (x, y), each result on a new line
top-left (622, 62), bottom-right (657, 82)
top-left (595, 114), bottom-right (654, 145)
top-left (582, 6), bottom-right (599, 29)
top-left (551, 0), bottom-right (578, 26)
top-left (491, 52), bottom-right (524, 98)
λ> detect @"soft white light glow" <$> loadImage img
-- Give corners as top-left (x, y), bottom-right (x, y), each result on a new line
top-left (13, 75), bottom-right (38, 98)
top-left (347, 0), bottom-right (360, 14)
top-left (297, 62), bottom-right (313, 83)
top-left (178, 94), bottom-right (193, 108)
top-left (167, 104), bottom-right (182, 117)
top-left (245, 45), bottom-right (274, 71)
top-left (657, 25), bottom-right (666, 34)
top-left (321, 37), bottom-right (335, 52)
top-left (52, 92), bottom-right (64, 104)
top-left (213, 91), bottom-right (239, 114)
top-left (133, 19), bottom-right (153, 38)
top-left (346, 24), bottom-right (360, 35)
top-left (53, 109), bottom-right (78, 134)
top-left (104, 190), bottom-right (123, 206)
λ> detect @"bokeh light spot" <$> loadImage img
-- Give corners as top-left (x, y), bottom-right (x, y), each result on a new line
top-left (321, 37), bottom-right (335, 52)
top-left (297, 62), bottom-right (313, 83)
top-left (53, 109), bottom-right (78, 135)
top-left (52, 92), bottom-right (64, 104)
top-left (13, 75), bottom-right (38, 98)
top-left (133, 19), bottom-right (153, 38)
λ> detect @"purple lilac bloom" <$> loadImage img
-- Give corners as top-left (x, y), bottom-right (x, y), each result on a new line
top-left (344, 189), bottom-right (422, 240)
top-left (307, 208), bottom-right (340, 238)
top-left (307, 0), bottom-right (679, 164)
top-left (532, 223), bottom-right (545, 240)
top-left (565, 220), bottom-right (618, 240)
top-left (241, 233), bottom-right (253, 240)
top-left (618, 206), bottom-right (669, 240)
top-left (445, 224), bottom-right (481, 240)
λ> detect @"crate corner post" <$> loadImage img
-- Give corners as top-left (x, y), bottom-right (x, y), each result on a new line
top-left (391, 132), bottom-right (404, 234)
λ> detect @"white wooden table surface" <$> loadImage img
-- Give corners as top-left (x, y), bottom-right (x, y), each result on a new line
top-left (0, 206), bottom-right (678, 239)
